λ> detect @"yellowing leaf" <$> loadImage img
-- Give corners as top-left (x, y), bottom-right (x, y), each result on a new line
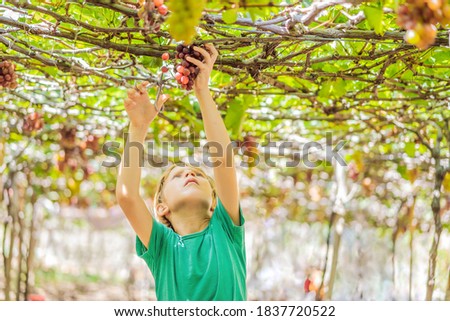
top-left (443, 172), bottom-right (450, 192)
top-left (166, 0), bottom-right (207, 44)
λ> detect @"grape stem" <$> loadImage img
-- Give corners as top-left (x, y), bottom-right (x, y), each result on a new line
top-left (154, 71), bottom-right (165, 112)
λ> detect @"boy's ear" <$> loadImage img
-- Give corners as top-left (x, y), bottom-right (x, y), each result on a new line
top-left (209, 201), bottom-right (216, 213)
top-left (155, 203), bottom-right (169, 217)
top-left (210, 197), bottom-right (217, 212)
top-left (155, 203), bottom-right (172, 229)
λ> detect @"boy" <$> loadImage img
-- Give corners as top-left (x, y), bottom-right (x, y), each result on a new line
top-left (116, 44), bottom-right (246, 300)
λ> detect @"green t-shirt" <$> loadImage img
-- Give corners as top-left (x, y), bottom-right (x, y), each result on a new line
top-left (136, 197), bottom-right (246, 301)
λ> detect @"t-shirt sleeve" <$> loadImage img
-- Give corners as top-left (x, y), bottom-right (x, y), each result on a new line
top-left (135, 216), bottom-right (169, 270)
top-left (212, 197), bottom-right (245, 245)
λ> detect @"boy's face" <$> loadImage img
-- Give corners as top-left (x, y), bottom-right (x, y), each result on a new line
top-left (161, 166), bottom-right (214, 212)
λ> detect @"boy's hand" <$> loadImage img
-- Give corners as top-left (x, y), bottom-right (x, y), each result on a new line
top-left (185, 43), bottom-right (218, 96)
top-left (124, 81), bottom-right (169, 128)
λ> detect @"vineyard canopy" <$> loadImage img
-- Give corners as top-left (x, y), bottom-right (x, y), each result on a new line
top-left (0, 0), bottom-right (448, 148)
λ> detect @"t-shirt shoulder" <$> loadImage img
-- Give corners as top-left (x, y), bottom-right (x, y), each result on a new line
top-left (212, 197), bottom-right (245, 244)
top-left (136, 216), bottom-right (172, 270)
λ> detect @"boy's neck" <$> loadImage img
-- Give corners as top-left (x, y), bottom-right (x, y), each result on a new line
top-left (169, 207), bottom-right (211, 236)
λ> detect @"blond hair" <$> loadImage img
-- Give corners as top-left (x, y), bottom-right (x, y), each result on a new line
top-left (153, 163), bottom-right (217, 228)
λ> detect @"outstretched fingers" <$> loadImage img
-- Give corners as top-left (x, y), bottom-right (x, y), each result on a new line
top-left (136, 81), bottom-right (150, 94)
top-left (193, 46), bottom-right (212, 65)
top-left (155, 93), bottom-right (170, 110)
top-left (204, 43), bottom-right (218, 62)
top-left (185, 56), bottom-right (206, 70)
top-left (124, 97), bottom-right (136, 110)
top-left (127, 81), bottom-right (149, 97)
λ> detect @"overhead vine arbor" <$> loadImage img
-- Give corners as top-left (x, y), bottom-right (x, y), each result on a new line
top-left (0, 0), bottom-right (449, 300)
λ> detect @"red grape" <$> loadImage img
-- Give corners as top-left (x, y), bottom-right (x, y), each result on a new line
top-left (158, 5), bottom-right (168, 15)
top-left (181, 76), bottom-right (189, 85)
top-left (176, 65), bottom-right (185, 73)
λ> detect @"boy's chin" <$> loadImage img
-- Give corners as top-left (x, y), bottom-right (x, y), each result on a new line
top-left (173, 193), bottom-right (211, 210)
top-left (179, 188), bottom-right (208, 198)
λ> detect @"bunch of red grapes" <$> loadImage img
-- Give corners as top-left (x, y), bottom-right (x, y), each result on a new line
top-left (173, 44), bottom-right (206, 91)
top-left (80, 134), bottom-right (100, 152)
top-left (137, 0), bottom-right (169, 32)
top-left (0, 60), bottom-right (18, 90)
top-left (397, 0), bottom-right (450, 49)
top-left (23, 112), bottom-right (44, 133)
top-left (60, 126), bottom-right (78, 149)
top-left (159, 43), bottom-right (210, 91)
top-left (57, 126), bottom-right (97, 178)
top-left (235, 135), bottom-right (259, 167)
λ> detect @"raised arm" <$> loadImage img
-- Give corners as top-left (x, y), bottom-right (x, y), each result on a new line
top-left (116, 81), bottom-right (169, 248)
top-left (186, 44), bottom-right (240, 225)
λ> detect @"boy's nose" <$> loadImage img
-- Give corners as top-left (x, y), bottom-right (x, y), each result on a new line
top-left (185, 170), bottom-right (196, 177)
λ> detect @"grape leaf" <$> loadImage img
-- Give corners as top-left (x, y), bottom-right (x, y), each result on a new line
top-left (363, 5), bottom-right (385, 35)
top-left (318, 78), bottom-right (346, 98)
top-left (224, 98), bottom-right (247, 138)
top-left (222, 9), bottom-right (238, 24)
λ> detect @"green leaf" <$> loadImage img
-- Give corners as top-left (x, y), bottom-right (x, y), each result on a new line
top-left (363, 5), bottom-right (384, 35)
top-left (397, 164), bottom-right (407, 179)
top-left (126, 18), bottom-right (135, 28)
top-left (322, 64), bottom-right (341, 73)
top-left (224, 98), bottom-right (247, 138)
top-left (140, 56), bottom-right (161, 69)
top-left (425, 48), bottom-right (450, 64)
top-left (401, 70), bottom-right (414, 81)
top-left (43, 66), bottom-right (58, 77)
top-left (193, 101), bottom-right (201, 114)
top-left (318, 78), bottom-right (346, 98)
top-left (222, 9), bottom-right (238, 24)
top-left (32, 12), bottom-right (45, 23)
top-left (405, 142), bottom-right (416, 157)
top-left (418, 144), bottom-right (428, 155)
top-left (246, 3), bottom-right (271, 23)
